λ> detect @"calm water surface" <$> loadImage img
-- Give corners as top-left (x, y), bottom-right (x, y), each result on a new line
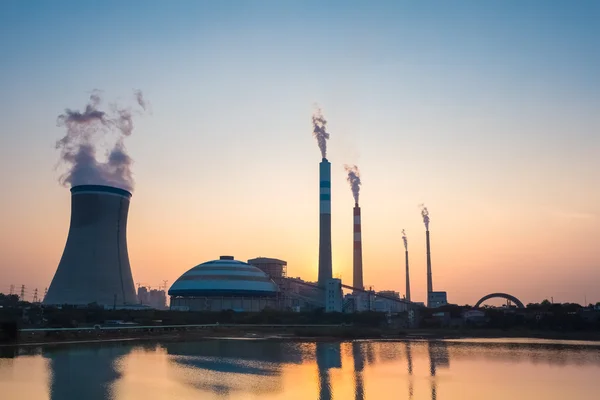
top-left (1, 338), bottom-right (600, 399)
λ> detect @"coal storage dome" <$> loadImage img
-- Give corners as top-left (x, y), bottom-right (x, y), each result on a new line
top-left (168, 256), bottom-right (278, 297)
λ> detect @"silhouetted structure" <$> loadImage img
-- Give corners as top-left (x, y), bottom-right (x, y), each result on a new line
top-left (318, 159), bottom-right (333, 288)
top-left (44, 185), bottom-right (137, 306)
top-left (353, 204), bottom-right (364, 291)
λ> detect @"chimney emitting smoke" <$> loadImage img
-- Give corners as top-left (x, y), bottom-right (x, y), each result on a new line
top-left (420, 204), bottom-right (433, 305)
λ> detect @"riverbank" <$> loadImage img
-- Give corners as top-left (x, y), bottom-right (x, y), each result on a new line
top-left (5, 325), bottom-right (600, 347)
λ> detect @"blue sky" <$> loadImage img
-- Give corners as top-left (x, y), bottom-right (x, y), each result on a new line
top-left (0, 1), bottom-right (598, 303)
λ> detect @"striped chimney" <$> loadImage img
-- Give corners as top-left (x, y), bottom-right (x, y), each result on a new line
top-left (318, 158), bottom-right (333, 287)
top-left (353, 204), bottom-right (364, 291)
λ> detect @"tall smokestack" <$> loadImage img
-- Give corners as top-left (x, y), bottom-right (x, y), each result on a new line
top-left (318, 159), bottom-right (333, 287)
top-left (313, 107), bottom-right (332, 288)
top-left (44, 185), bottom-right (137, 306)
top-left (402, 229), bottom-right (411, 302)
top-left (344, 164), bottom-right (363, 292)
top-left (353, 204), bottom-right (363, 291)
top-left (420, 205), bottom-right (433, 306)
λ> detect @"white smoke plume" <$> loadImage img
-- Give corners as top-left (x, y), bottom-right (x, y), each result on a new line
top-left (402, 229), bottom-right (408, 251)
top-left (420, 204), bottom-right (430, 231)
top-left (134, 89), bottom-right (147, 111)
top-left (344, 164), bottom-right (361, 205)
top-left (55, 90), bottom-right (147, 192)
top-left (312, 107), bottom-right (330, 159)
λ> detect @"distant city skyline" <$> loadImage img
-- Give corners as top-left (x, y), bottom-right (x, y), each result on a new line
top-left (0, 1), bottom-right (598, 305)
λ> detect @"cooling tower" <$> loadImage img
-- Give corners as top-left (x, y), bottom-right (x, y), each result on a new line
top-left (318, 158), bottom-right (333, 287)
top-left (426, 230), bottom-right (433, 305)
top-left (353, 204), bottom-right (363, 291)
top-left (405, 250), bottom-right (411, 302)
top-left (44, 185), bottom-right (137, 307)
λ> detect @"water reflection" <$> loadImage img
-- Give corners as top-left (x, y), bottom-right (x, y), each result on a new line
top-left (43, 343), bottom-right (131, 400)
top-left (405, 341), bottom-right (414, 399)
top-left (316, 342), bottom-right (342, 400)
top-left (2, 338), bottom-right (600, 400)
top-left (352, 342), bottom-right (365, 400)
top-left (166, 340), bottom-right (302, 396)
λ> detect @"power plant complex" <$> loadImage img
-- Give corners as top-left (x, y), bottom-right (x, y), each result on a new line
top-left (42, 104), bottom-right (448, 313)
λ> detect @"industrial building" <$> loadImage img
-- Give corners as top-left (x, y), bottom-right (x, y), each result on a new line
top-left (428, 291), bottom-right (448, 308)
top-left (168, 256), bottom-right (279, 312)
top-left (44, 185), bottom-right (137, 308)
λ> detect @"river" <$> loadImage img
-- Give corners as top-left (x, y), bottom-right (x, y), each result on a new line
top-left (1, 338), bottom-right (600, 399)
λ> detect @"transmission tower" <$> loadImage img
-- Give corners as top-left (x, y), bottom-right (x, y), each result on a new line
top-left (33, 288), bottom-right (39, 303)
top-left (9, 284), bottom-right (14, 295)
top-left (20, 285), bottom-right (25, 301)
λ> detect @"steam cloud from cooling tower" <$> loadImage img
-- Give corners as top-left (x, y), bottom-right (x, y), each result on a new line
top-left (402, 229), bottom-right (408, 251)
top-left (55, 90), bottom-right (147, 192)
top-left (420, 204), bottom-right (430, 231)
top-left (344, 165), bottom-right (361, 205)
top-left (312, 107), bottom-right (330, 159)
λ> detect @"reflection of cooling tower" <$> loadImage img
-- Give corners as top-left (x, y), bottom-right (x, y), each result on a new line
top-left (318, 159), bottom-right (332, 287)
top-left (353, 205), bottom-right (363, 291)
top-left (44, 185), bottom-right (137, 306)
top-left (44, 344), bottom-right (131, 400)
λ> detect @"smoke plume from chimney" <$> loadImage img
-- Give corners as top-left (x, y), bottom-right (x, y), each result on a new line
top-left (344, 164), bottom-right (361, 205)
top-left (402, 229), bottom-right (408, 251)
top-left (312, 107), bottom-right (330, 159)
top-left (55, 90), bottom-right (147, 192)
top-left (420, 204), bottom-right (430, 231)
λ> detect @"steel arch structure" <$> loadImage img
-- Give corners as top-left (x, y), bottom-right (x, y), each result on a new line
top-left (474, 293), bottom-right (525, 309)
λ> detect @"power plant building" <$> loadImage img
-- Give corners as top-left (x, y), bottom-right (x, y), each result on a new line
top-left (44, 185), bottom-right (137, 307)
top-left (247, 257), bottom-right (287, 280)
top-left (169, 256), bottom-right (279, 312)
top-left (428, 291), bottom-right (448, 308)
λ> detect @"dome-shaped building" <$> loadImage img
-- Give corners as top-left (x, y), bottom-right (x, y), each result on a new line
top-left (169, 256), bottom-right (280, 312)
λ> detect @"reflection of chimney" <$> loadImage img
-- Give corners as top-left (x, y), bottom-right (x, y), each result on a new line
top-left (318, 159), bottom-right (333, 287)
top-left (316, 343), bottom-right (340, 400)
top-left (426, 230), bottom-right (433, 306)
top-left (353, 204), bottom-right (364, 291)
top-left (406, 342), bottom-right (414, 399)
top-left (352, 342), bottom-right (365, 400)
top-left (405, 250), bottom-right (411, 302)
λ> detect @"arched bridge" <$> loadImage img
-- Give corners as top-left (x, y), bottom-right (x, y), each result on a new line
top-left (474, 293), bottom-right (525, 309)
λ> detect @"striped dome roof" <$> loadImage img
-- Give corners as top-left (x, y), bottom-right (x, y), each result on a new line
top-left (168, 256), bottom-right (278, 297)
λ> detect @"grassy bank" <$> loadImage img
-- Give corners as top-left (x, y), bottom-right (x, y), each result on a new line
top-left (6, 325), bottom-right (600, 347)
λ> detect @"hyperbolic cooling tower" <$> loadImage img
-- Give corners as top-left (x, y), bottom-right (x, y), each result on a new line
top-left (318, 158), bottom-right (333, 287)
top-left (353, 204), bottom-right (363, 291)
top-left (44, 185), bottom-right (137, 307)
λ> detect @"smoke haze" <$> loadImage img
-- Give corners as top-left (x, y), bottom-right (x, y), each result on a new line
top-left (312, 107), bottom-right (330, 159)
top-left (344, 164), bottom-right (361, 205)
top-left (402, 229), bottom-right (408, 250)
top-left (55, 90), bottom-right (146, 192)
top-left (420, 204), bottom-right (430, 231)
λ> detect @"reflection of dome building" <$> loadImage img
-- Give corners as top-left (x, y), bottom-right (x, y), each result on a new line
top-left (168, 256), bottom-right (279, 311)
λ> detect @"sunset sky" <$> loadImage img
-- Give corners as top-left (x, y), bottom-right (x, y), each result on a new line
top-left (0, 1), bottom-right (598, 306)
